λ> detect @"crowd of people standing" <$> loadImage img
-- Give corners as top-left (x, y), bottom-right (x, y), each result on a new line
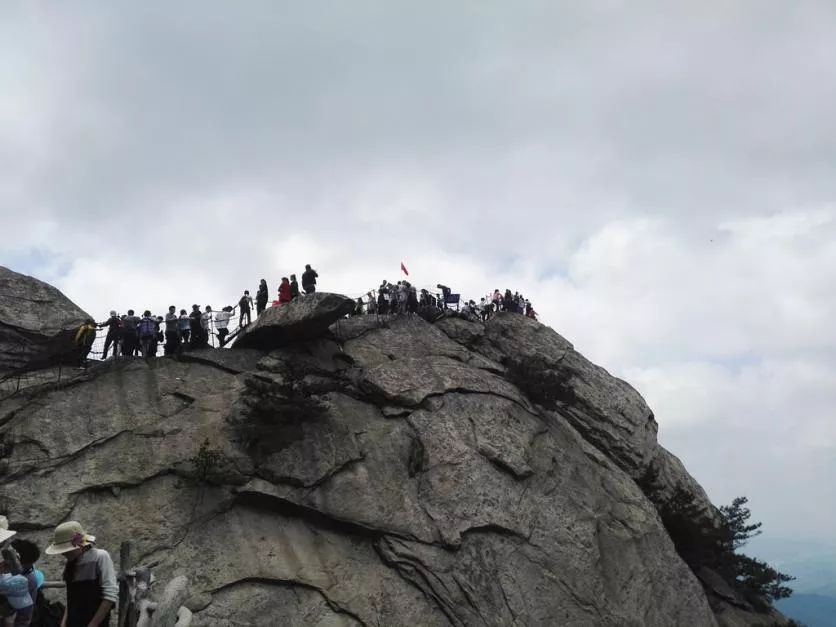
top-left (74, 265), bottom-right (320, 365)
top-left (73, 263), bottom-right (539, 366)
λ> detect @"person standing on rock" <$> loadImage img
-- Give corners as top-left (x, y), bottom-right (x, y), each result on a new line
top-left (238, 290), bottom-right (253, 327)
top-left (74, 319), bottom-right (98, 368)
top-left (188, 305), bottom-right (202, 349)
top-left (278, 277), bottom-right (292, 304)
top-left (289, 274), bottom-right (300, 300)
top-left (98, 312), bottom-right (122, 360)
top-left (214, 306), bottom-right (234, 345)
top-left (256, 279), bottom-right (268, 316)
top-left (201, 306), bottom-right (213, 347)
top-left (301, 264), bottom-right (318, 294)
top-left (121, 310), bottom-right (140, 357)
top-left (45, 521), bottom-right (117, 627)
top-left (178, 309), bottom-right (191, 347)
top-left (164, 307), bottom-right (180, 356)
top-left (137, 311), bottom-right (157, 358)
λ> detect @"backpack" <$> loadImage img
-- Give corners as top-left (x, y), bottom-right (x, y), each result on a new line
top-left (239, 295), bottom-right (249, 308)
top-left (139, 317), bottom-right (156, 337)
top-left (31, 591), bottom-right (64, 627)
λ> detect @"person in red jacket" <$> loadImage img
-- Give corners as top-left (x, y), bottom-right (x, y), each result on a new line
top-left (278, 277), bottom-right (292, 304)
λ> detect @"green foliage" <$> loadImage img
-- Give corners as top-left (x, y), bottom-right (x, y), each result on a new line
top-left (638, 466), bottom-right (795, 610)
top-left (719, 496), bottom-right (762, 550)
top-left (189, 438), bottom-right (225, 483)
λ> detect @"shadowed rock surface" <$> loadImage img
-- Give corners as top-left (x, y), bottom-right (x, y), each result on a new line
top-left (0, 266), bottom-right (92, 376)
top-left (0, 269), bottom-right (789, 626)
top-left (233, 293), bottom-right (355, 349)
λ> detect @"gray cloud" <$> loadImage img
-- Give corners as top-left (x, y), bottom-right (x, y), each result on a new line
top-left (2, 2), bottom-right (835, 544)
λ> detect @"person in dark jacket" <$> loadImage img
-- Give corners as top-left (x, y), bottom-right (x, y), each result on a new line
top-left (121, 310), bottom-right (140, 357)
top-left (256, 279), bottom-right (268, 315)
top-left (301, 265), bottom-right (318, 294)
top-left (98, 311), bottom-right (122, 359)
top-left (238, 291), bottom-right (253, 327)
top-left (289, 274), bottom-right (300, 300)
top-left (189, 305), bottom-right (203, 349)
top-left (163, 307), bottom-right (180, 355)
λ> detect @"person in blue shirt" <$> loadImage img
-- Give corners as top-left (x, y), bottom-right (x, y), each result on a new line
top-left (10, 538), bottom-right (44, 626)
top-left (0, 518), bottom-right (34, 627)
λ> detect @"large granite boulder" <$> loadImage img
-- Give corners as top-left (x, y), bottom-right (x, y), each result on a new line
top-left (0, 283), bottom-right (788, 626)
top-left (439, 313), bottom-right (719, 526)
top-left (233, 293), bottom-right (355, 350)
top-left (0, 266), bottom-right (92, 377)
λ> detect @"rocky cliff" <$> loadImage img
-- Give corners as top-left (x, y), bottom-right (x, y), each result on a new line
top-left (0, 265), bottom-right (92, 376)
top-left (0, 269), bottom-right (789, 626)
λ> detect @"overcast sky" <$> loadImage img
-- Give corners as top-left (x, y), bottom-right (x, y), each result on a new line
top-left (2, 2), bottom-right (834, 547)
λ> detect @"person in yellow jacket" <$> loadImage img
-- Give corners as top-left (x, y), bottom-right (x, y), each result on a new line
top-left (74, 319), bottom-right (98, 368)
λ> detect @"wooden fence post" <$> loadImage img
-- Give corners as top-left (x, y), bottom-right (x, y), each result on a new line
top-left (118, 541), bottom-right (131, 627)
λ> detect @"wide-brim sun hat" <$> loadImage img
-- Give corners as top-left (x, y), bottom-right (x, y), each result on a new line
top-left (45, 521), bottom-right (95, 555)
top-left (0, 515), bottom-right (16, 544)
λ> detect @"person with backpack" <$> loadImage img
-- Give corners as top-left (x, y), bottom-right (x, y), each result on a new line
top-left (121, 310), bottom-right (140, 357)
top-left (301, 264), bottom-right (318, 294)
top-left (238, 291), bottom-right (252, 327)
top-left (256, 280), bottom-right (268, 316)
top-left (97, 312), bottom-right (122, 360)
top-left (138, 311), bottom-right (157, 358)
top-left (73, 320), bottom-right (98, 368)
top-left (45, 521), bottom-right (117, 627)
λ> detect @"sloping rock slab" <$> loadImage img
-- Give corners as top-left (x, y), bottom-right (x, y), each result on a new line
top-left (233, 293), bottom-right (355, 350)
top-left (0, 266), bottom-right (92, 376)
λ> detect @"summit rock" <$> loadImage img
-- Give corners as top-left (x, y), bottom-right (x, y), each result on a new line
top-left (0, 268), bottom-right (789, 626)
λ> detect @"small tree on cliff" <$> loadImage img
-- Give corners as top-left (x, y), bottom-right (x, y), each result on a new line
top-left (638, 467), bottom-right (794, 607)
top-left (714, 497), bottom-right (794, 605)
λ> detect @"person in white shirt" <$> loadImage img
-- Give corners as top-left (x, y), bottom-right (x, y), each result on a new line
top-left (214, 306), bottom-right (234, 346)
top-left (201, 306), bottom-right (213, 346)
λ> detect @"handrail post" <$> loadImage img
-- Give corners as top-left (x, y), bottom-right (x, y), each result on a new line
top-left (118, 541), bottom-right (131, 627)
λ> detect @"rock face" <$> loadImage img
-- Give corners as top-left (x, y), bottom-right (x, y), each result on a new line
top-left (0, 266), bottom-right (92, 376)
top-left (0, 276), bottom-right (787, 626)
top-left (233, 293), bottom-right (355, 349)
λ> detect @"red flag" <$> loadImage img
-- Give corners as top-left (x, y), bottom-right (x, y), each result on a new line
top-left (400, 261), bottom-right (409, 276)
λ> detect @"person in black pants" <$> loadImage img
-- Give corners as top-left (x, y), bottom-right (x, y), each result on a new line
top-left (121, 310), bottom-right (140, 357)
top-left (164, 306), bottom-right (180, 355)
top-left (301, 264), bottom-right (318, 294)
top-left (289, 274), bottom-right (300, 300)
top-left (238, 291), bottom-right (253, 327)
top-left (98, 311), bottom-right (122, 359)
top-left (256, 279), bottom-right (268, 315)
top-left (189, 305), bottom-right (203, 348)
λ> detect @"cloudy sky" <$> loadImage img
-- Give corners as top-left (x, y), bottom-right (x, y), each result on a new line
top-left (2, 3), bottom-right (835, 548)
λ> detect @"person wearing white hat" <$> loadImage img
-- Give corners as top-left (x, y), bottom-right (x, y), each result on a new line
top-left (45, 521), bottom-right (117, 627)
top-left (0, 516), bottom-right (34, 627)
